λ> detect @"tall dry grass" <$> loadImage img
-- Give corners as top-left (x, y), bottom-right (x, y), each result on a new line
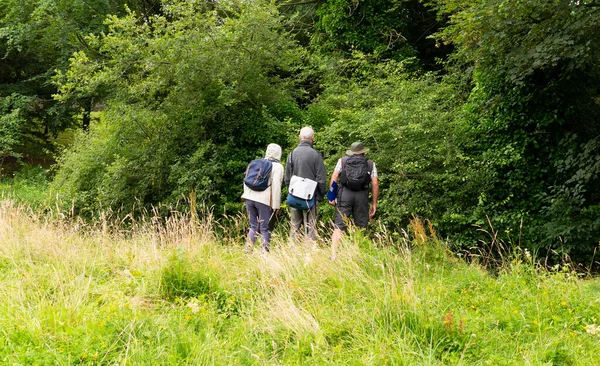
top-left (1, 200), bottom-right (600, 364)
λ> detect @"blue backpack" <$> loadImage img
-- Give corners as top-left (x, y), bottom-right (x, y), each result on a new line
top-left (244, 159), bottom-right (273, 191)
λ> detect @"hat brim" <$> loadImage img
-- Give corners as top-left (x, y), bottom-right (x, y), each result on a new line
top-left (346, 148), bottom-right (368, 155)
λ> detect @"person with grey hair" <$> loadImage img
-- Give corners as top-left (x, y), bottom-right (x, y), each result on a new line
top-left (284, 126), bottom-right (327, 241)
top-left (242, 143), bottom-right (284, 252)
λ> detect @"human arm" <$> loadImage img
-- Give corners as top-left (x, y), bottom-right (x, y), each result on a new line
top-left (271, 163), bottom-right (283, 209)
top-left (370, 176), bottom-right (379, 218)
top-left (315, 155), bottom-right (327, 200)
top-left (328, 170), bottom-right (340, 205)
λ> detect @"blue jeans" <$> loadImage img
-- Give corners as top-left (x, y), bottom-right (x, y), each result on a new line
top-left (246, 200), bottom-right (272, 251)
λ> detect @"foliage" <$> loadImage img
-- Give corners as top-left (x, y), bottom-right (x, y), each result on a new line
top-left (430, 0), bottom-right (600, 258)
top-left (0, 165), bottom-right (49, 207)
top-left (1, 201), bottom-right (600, 364)
top-left (0, 0), bottom-right (159, 162)
top-left (311, 0), bottom-right (450, 68)
top-left (433, 0), bottom-right (600, 85)
top-left (313, 0), bottom-right (414, 57)
top-left (0, 93), bottom-right (31, 159)
top-left (51, 0), bottom-right (304, 215)
top-left (312, 58), bottom-right (477, 236)
top-left (3, 0), bottom-right (600, 262)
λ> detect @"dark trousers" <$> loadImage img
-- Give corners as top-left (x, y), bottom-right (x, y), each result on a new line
top-left (246, 200), bottom-right (272, 251)
top-left (334, 188), bottom-right (369, 231)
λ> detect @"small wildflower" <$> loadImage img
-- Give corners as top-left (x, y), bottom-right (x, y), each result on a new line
top-left (442, 311), bottom-right (454, 330)
top-left (585, 324), bottom-right (600, 337)
top-left (187, 300), bottom-right (200, 314)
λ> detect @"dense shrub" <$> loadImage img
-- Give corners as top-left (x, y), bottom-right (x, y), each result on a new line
top-left (41, 0), bottom-right (600, 261)
top-left (312, 59), bottom-right (478, 236)
top-left (51, 0), bottom-right (304, 215)
top-left (434, 0), bottom-right (600, 259)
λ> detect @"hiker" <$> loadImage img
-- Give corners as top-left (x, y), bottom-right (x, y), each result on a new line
top-left (284, 126), bottom-right (327, 241)
top-left (242, 143), bottom-right (284, 252)
top-left (328, 142), bottom-right (379, 260)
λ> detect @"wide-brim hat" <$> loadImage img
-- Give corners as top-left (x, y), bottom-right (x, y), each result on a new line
top-left (346, 141), bottom-right (369, 155)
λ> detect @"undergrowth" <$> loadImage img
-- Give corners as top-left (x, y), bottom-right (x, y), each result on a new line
top-left (0, 199), bottom-right (599, 365)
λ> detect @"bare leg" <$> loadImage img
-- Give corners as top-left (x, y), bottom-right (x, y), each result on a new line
top-left (331, 228), bottom-right (344, 260)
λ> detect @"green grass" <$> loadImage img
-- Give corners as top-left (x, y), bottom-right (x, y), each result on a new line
top-left (0, 165), bottom-right (50, 207)
top-left (0, 199), bottom-right (599, 365)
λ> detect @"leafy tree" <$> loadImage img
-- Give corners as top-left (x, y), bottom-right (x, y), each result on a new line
top-left (51, 0), bottom-right (304, 215)
top-left (0, 0), bottom-right (160, 166)
top-left (0, 94), bottom-right (32, 160)
top-left (311, 0), bottom-right (450, 67)
top-left (432, 0), bottom-right (600, 258)
top-left (308, 58), bottom-right (475, 234)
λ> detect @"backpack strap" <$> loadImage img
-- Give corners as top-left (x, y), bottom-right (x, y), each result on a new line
top-left (341, 155), bottom-right (348, 171)
top-left (341, 155), bottom-right (371, 174)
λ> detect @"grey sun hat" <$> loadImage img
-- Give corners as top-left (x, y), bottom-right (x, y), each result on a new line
top-left (346, 142), bottom-right (369, 155)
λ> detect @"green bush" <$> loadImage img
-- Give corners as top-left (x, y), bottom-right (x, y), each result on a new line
top-left (432, 0), bottom-right (600, 260)
top-left (313, 60), bottom-right (477, 235)
top-left (51, 0), bottom-right (304, 216)
top-left (0, 165), bottom-right (49, 207)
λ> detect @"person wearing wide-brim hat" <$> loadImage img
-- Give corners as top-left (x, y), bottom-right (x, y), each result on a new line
top-left (328, 141), bottom-right (379, 260)
top-left (346, 142), bottom-right (369, 155)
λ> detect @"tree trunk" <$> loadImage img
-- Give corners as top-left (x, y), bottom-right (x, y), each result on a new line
top-left (82, 98), bottom-right (92, 132)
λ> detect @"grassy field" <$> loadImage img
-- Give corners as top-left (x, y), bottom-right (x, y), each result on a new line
top-left (0, 199), bottom-right (599, 365)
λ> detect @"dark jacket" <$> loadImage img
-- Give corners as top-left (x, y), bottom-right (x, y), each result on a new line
top-left (285, 141), bottom-right (327, 201)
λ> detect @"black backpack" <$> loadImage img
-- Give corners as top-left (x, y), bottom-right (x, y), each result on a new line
top-left (339, 155), bottom-right (372, 191)
top-left (244, 159), bottom-right (273, 191)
